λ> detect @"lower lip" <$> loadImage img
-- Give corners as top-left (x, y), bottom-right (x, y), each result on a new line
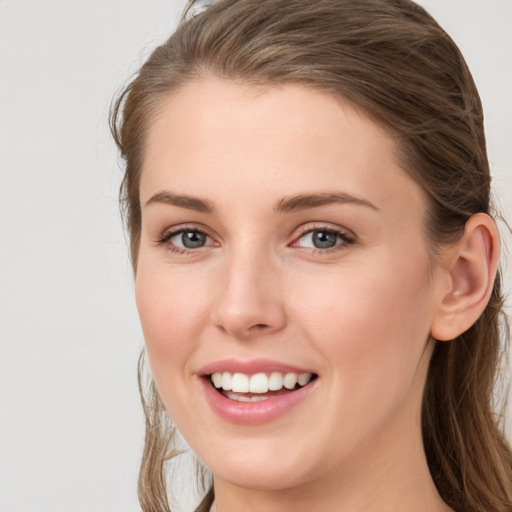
top-left (200, 377), bottom-right (316, 425)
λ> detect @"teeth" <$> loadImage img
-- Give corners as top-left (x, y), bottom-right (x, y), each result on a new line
top-left (297, 373), bottom-right (311, 386)
top-left (211, 372), bottom-right (223, 388)
top-left (225, 391), bottom-right (271, 402)
top-left (249, 373), bottom-right (268, 393)
top-left (268, 372), bottom-right (283, 391)
top-left (231, 373), bottom-right (249, 393)
top-left (283, 372), bottom-right (298, 389)
top-left (221, 372), bottom-right (232, 391)
top-left (211, 371), bottom-right (313, 393)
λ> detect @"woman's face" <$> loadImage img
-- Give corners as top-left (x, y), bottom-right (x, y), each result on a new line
top-left (136, 78), bottom-right (448, 491)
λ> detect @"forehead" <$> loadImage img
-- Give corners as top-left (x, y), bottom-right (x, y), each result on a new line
top-left (140, 77), bottom-right (425, 221)
top-left (144, 77), bottom-right (392, 167)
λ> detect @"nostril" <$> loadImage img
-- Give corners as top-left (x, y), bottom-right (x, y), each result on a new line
top-left (250, 323), bottom-right (270, 330)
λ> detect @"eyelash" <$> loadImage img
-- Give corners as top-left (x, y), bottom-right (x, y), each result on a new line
top-left (155, 224), bottom-right (356, 255)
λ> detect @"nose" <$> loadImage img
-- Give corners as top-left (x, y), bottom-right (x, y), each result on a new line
top-left (210, 246), bottom-right (286, 340)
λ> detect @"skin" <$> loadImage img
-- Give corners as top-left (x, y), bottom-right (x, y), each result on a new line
top-left (136, 77), bottom-right (458, 511)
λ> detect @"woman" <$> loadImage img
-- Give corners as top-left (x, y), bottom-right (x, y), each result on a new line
top-left (110, 0), bottom-right (512, 510)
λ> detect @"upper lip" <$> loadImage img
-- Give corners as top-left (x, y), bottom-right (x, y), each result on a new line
top-left (199, 358), bottom-right (316, 376)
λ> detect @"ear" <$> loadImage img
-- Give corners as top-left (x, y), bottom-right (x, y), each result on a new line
top-left (430, 213), bottom-right (500, 341)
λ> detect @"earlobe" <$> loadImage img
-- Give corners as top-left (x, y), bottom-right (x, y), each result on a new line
top-left (430, 213), bottom-right (500, 342)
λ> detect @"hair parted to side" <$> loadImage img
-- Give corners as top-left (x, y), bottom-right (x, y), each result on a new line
top-left (110, 1), bottom-right (512, 511)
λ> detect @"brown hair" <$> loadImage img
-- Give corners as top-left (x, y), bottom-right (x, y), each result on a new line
top-left (110, 1), bottom-right (512, 510)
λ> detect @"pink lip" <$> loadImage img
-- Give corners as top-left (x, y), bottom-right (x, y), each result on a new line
top-left (197, 360), bottom-right (318, 425)
top-left (200, 377), bottom-right (316, 425)
top-left (199, 358), bottom-right (314, 376)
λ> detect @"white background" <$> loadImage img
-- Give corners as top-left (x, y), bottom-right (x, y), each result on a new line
top-left (1, 1), bottom-right (511, 511)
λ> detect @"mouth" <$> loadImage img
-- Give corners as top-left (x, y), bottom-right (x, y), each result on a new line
top-left (206, 371), bottom-right (318, 402)
top-left (198, 360), bottom-right (319, 424)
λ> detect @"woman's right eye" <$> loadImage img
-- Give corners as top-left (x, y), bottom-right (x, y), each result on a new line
top-left (158, 228), bottom-right (215, 252)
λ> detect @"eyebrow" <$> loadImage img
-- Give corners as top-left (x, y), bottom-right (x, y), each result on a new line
top-left (144, 191), bottom-right (214, 213)
top-left (144, 190), bottom-right (379, 214)
top-left (274, 192), bottom-right (379, 213)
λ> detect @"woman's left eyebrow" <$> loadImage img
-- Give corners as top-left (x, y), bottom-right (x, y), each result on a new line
top-left (273, 192), bottom-right (379, 213)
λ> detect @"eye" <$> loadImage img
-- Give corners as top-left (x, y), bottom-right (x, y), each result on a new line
top-left (173, 230), bottom-right (209, 249)
top-left (301, 230), bottom-right (338, 249)
top-left (157, 227), bottom-right (216, 252)
top-left (293, 227), bottom-right (354, 251)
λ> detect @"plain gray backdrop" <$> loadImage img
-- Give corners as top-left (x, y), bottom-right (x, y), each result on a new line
top-left (1, 1), bottom-right (511, 511)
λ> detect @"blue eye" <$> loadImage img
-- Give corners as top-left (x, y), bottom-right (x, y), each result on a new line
top-left (175, 230), bottom-right (208, 248)
top-left (309, 230), bottom-right (338, 248)
top-left (296, 229), bottom-right (352, 250)
top-left (159, 228), bottom-right (214, 251)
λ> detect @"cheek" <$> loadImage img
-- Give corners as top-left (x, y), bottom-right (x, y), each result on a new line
top-left (134, 263), bottom-right (212, 391)
top-left (291, 251), bottom-right (434, 395)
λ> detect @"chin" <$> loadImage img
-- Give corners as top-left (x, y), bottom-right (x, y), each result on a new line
top-left (213, 462), bottom-right (308, 492)
top-left (199, 437), bottom-right (318, 491)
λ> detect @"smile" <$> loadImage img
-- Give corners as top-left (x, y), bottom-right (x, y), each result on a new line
top-left (211, 371), bottom-right (314, 398)
top-left (200, 366), bottom-right (318, 424)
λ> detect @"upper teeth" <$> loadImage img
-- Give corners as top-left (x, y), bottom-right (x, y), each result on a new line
top-left (210, 372), bottom-right (313, 393)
